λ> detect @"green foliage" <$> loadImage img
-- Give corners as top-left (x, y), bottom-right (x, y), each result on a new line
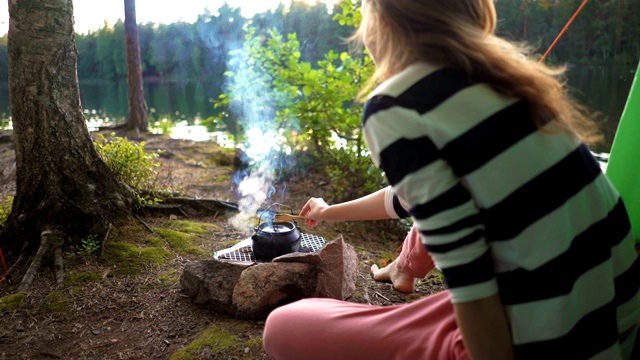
top-left (0, 196), bottom-right (12, 227)
top-left (212, 10), bottom-right (385, 198)
top-left (0, 1), bottom-right (638, 84)
top-left (93, 133), bottom-right (163, 207)
top-left (151, 117), bottom-right (174, 135)
top-left (77, 235), bottom-right (101, 256)
top-left (333, 0), bottom-right (362, 28)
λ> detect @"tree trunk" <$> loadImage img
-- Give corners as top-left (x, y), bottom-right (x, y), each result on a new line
top-left (124, 0), bottom-right (149, 134)
top-left (1, 0), bottom-right (135, 258)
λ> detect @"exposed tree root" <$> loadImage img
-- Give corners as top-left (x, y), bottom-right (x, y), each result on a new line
top-left (138, 198), bottom-right (240, 218)
top-left (53, 245), bottom-right (64, 289)
top-left (18, 229), bottom-right (66, 292)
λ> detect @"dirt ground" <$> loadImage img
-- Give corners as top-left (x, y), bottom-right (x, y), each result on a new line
top-left (0, 132), bottom-right (446, 360)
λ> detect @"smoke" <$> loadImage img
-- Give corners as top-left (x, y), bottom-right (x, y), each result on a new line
top-left (228, 128), bottom-right (280, 234)
top-left (195, 5), bottom-right (302, 236)
top-left (224, 45), bottom-right (290, 235)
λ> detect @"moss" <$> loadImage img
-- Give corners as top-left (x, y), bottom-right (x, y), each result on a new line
top-left (169, 326), bottom-right (239, 360)
top-left (144, 236), bottom-right (165, 247)
top-left (347, 289), bottom-right (364, 300)
top-left (164, 220), bottom-right (219, 234)
top-left (102, 242), bottom-right (173, 276)
top-left (43, 291), bottom-right (71, 313)
top-left (0, 292), bottom-right (27, 311)
top-left (207, 150), bottom-right (235, 167)
top-left (65, 271), bottom-right (102, 287)
top-left (213, 172), bottom-right (233, 183)
top-left (108, 221), bottom-right (148, 244)
top-left (154, 228), bottom-right (207, 256)
top-left (158, 269), bottom-right (181, 283)
top-left (243, 336), bottom-right (263, 348)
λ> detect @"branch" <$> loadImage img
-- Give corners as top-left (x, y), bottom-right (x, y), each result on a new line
top-left (100, 223), bottom-right (112, 258)
top-left (18, 231), bottom-right (53, 291)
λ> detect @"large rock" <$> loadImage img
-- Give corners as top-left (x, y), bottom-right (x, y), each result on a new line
top-left (274, 235), bottom-right (358, 300)
top-left (233, 262), bottom-right (316, 319)
top-left (180, 259), bottom-right (249, 316)
top-left (180, 235), bottom-right (359, 319)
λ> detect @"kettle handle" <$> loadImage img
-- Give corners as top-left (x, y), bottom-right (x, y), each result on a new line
top-left (257, 203), bottom-right (295, 226)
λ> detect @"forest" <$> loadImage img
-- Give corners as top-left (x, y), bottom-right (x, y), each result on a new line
top-left (0, 0), bottom-right (638, 82)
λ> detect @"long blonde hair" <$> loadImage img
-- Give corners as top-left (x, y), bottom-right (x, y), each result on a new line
top-left (353, 0), bottom-right (601, 144)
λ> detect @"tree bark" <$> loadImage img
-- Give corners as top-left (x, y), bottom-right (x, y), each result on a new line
top-left (124, 0), bottom-right (149, 134)
top-left (1, 0), bottom-right (135, 257)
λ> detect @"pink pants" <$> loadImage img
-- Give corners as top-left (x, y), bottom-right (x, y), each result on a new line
top-left (263, 226), bottom-right (469, 360)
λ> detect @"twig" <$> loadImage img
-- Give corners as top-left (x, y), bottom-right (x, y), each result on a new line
top-left (100, 223), bottom-right (112, 257)
top-left (134, 214), bottom-right (155, 234)
top-left (274, 214), bottom-right (305, 222)
top-left (375, 291), bottom-right (390, 302)
top-left (363, 286), bottom-right (372, 305)
top-left (178, 207), bottom-right (189, 217)
top-left (134, 214), bottom-right (170, 245)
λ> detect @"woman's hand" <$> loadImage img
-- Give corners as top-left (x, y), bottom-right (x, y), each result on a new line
top-left (300, 197), bottom-right (330, 228)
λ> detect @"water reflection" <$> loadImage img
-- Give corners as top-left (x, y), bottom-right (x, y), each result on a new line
top-left (0, 64), bottom-right (634, 154)
top-left (566, 65), bottom-right (636, 154)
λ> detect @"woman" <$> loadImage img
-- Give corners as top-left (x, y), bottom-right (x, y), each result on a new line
top-left (263, 1), bottom-right (640, 359)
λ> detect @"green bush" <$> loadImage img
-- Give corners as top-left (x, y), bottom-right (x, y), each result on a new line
top-left (93, 133), bottom-right (162, 207)
top-left (0, 196), bottom-right (12, 227)
top-left (210, 2), bottom-right (384, 199)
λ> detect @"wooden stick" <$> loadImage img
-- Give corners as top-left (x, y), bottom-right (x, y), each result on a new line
top-left (274, 213), bottom-right (305, 222)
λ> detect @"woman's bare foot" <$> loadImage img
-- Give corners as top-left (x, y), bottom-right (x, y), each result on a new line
top-left (370, 257), bottom-right (415, 293)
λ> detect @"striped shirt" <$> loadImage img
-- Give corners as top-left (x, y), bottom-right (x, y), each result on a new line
top-left (362, 62), bottom-right (640, 359)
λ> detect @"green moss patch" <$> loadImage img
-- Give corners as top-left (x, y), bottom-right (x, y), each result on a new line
top-left (144, 236), bottom-right (165, 247)
top-left (163, 220), bottom-right (219, 234)
top-left (65, 271), bottom-right (102, 287)
top-left (154, 228), bottom-right (206, 256)
top-left (0, 292), bottom-right (27, 311)
top-left (44, 291), bottom-right (71, 313)
top-left (170, 325), bottom-right (262, 360)
top-left (158, 269), bottom-right (182, 283)
top-left (102, 242), bottom-right (173, 276)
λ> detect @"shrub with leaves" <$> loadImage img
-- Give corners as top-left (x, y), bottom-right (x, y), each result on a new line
top-left (76, 235), bottom-right (101, 256)
top-left (0, 196), bottom-right (13, 227)
top-left (93, 133), bottom-right (162, 206)
top-left (210, 1), bottom-right (384, 199)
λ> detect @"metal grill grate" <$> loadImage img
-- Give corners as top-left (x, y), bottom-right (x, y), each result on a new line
top-left (214, 232), bottom-right (327, 264)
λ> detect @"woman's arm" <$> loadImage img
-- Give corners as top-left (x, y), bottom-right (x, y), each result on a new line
top-left (300, 187), bottom-right (392, 228)
top-left (453, 293), bottom-right (515, 360)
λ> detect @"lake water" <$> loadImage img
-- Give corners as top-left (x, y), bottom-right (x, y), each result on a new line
top-left (0, 64), bottom-right (635, 153)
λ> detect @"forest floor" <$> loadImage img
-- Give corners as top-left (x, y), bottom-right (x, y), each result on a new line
top-left (0, 132), bottom-right (446, 360)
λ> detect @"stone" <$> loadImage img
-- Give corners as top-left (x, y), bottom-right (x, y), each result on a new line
top-left (179, 259), bottom-right (249, 316)
top-left (232, 262), bottom-right (316, 319)
top-left (180, 235), bottom-right (360, 320)
top-left (316, 236), bottom-right (359, 300)
top-left (274, 235), bottom-right (358, 300)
